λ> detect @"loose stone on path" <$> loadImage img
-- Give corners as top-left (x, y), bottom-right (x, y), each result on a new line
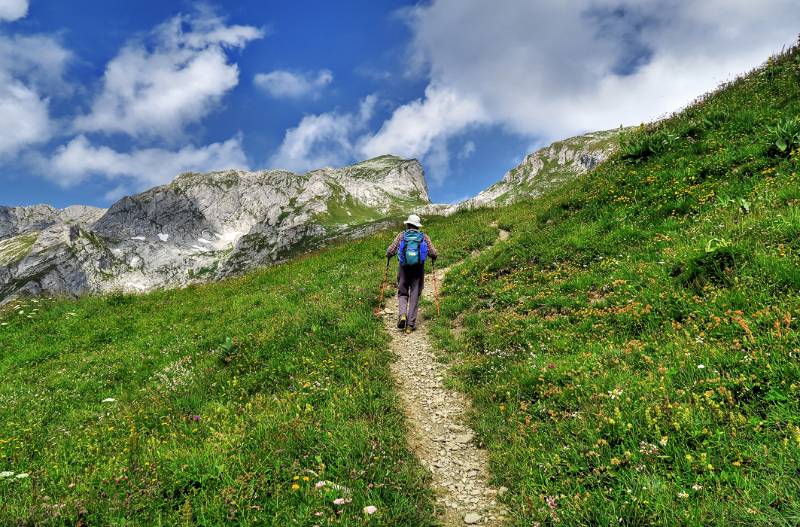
top-left (382, 231), bottom-right (509, 526)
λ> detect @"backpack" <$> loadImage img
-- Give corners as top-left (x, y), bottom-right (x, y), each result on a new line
top-left (399, 230), bottom-right (428, 266)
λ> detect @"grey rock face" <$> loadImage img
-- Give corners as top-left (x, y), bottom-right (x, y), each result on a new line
top-left (0, 204), bottom-right (105, 240)
top-left (417, 128), bottom-right (622, 216)
top-left (0, 155), bottom-right (428, 304)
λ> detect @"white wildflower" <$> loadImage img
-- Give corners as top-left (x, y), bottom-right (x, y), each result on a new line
top-left (102, 398), bottom-right (116, 403)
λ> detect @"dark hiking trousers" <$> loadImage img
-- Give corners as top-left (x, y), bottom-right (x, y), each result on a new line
top-left (397, 263), bottom-right (425, 328)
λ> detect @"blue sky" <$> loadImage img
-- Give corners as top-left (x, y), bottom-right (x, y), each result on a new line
top-left (1, 0), bottom-right (798, 209)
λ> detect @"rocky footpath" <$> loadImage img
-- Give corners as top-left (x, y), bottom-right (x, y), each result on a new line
top-left (382, 227), bottom-right (510, 526)
top-left (0, 155), bottom-right (428, 303)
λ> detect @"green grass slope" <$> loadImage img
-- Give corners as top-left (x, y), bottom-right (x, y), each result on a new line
top-left (429, 46), bottom-right (800, 525)
top-left (0, 209), bottom-right (497, 525)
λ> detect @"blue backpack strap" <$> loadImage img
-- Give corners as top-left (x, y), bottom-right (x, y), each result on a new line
top-left (398, 231), bottom-right (406, 265)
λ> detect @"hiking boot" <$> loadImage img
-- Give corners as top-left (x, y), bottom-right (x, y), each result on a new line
top-left (404, 325), bottom-right (416, 334)
top-left (397, 315), bottom-right (407, 329)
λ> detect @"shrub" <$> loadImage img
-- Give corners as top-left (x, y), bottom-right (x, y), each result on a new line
top-left (620, 128), bottom-right (680, 160)
top-left (767, 116), bottom-right (800, 155)
top-left (673, 238), bottom-right (741, 290)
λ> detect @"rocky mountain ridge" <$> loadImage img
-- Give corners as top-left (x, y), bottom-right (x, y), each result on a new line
top-left (1, 129), bottom-right (619, 303)
top-left (0, 155), bottom-right (428, 303)
top-left (0, 205), bottom-right (106, 240)
top-left (418, 128), bottom-right (621, 216)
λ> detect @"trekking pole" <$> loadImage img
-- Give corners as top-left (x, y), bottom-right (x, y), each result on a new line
top-left (431, 259), bottom-right (441, 317)
top-left (374, 257), bottom-right (390, 317)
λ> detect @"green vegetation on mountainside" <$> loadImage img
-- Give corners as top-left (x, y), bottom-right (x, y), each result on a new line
top-left (0, 211), bottom-right (496, 525)
top-left (0, 232), bottom-right (39, 266)
top-left (429, 46), bottom-right (800, 525)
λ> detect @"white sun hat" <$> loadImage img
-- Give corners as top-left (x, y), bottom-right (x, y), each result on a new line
top-left (404, 214), bottom-right (422, 227)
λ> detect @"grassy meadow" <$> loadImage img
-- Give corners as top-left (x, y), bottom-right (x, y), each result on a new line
top-left (429, 46), bottom-right (800, 525)
top-left (0, 209), bottom-right (495, 525)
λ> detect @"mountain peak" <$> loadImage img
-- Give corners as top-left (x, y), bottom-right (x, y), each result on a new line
top-left (1, 156), bottom-right (430, 303)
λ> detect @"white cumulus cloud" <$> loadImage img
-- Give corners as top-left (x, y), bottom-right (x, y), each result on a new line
top-left (0, 0), bottom-right (27, 22)
top-left (269, 95), bottom-right (376, 172)
top-left (0, 34), bottom-right (72, 157)
top-left (359, 85), bottom-right (486, 160)
top-left (0, 81), bottom-right (51, 156)
top-left (254, 69), bottom-right (333, 99)
top-left (48, 134), bottom-right (249, 190)
top-left (74, 11), bottom-right (263, 139)
top-left (357, 85), bottom-right (487, 184)
top-left (360, 0), bottom-right (800, 181)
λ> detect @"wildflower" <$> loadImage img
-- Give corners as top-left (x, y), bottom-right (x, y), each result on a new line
top-left (0, 471), bottom-right (14, 478)
top-left (639, 442), bottom-right (658, 455)
top-left (15, 473), bottom-right (29, 479)
top-left (291, 483), bottom-right (300, 491)
top-left (692, 484), bottom-right (703, 491)
top-left (102, 398), bottom-right (116, 403)
top-left (546, 496), bottom-right (558, 510)
top-left (677, 491), bottom-right (689, 499)
top-left (363, 505), bottom-right (377, 515)
top-left (608, 387), bottom-right (624, 399)
top-left (333, 498), bottom-right (351, 505)
top-left (697, 364), bottom-right (705, 369)
top-left (191, 415), bottom-right (201, 422)
top-left (659, 436), bottom-right (668, 447)
top-left (315, 481), bottom-right (326, 489)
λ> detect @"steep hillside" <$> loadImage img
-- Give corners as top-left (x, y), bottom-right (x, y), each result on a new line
top-left (0, 155), bottom-right (428, 303)
top-left (0, 206), bottom-right (498, 525)
top-left (429, 46), bottom-right (800, 524)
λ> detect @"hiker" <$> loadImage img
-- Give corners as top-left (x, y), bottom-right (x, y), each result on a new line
top-left (386, 214), bottom-right (438, 332)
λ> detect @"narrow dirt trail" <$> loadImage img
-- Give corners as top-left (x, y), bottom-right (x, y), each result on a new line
top-left (381, 227), bottom-right (509, 526)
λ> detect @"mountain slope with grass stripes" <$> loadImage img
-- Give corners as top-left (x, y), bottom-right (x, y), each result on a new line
top-left (429, 44), bottom-right (800, 525)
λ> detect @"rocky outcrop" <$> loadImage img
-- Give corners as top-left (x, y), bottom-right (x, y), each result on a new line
top-left (0, 155), bottom-right (428, 303)
top-left (0, 205), bottom-right (106, 240)
top-left (418, 128), bottom-right (621, 216)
